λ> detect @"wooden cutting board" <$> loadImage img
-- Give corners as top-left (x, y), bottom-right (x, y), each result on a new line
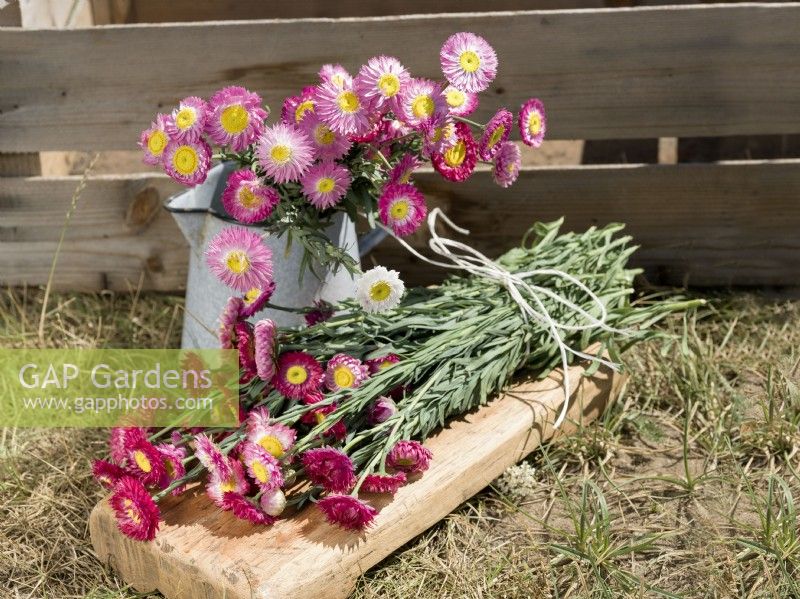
top-left (90, 357), bottom-right (622, 599)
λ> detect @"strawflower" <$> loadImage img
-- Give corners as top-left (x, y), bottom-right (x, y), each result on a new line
top-left (431, 122), bottom-right (477, 182)
top-left (325, 353), bottom-right (369, 392)
top-left (387, 440), bottom-right (432, 474)
top-left (221, 169), bottom-right (280, 224)
top-left (440, 32), bottom-right (498, 93)
top-left (165, 96), bottom-right (207, 142)
top-left (109, 476), bottom-right (160, 541)
top-left (492, 141), bottom-right (521, 188)
top-left (479, 108), bottom-right (513, 160)
top-left (378, 183), bottom-right (427, 237)
top-left (317, 494), bottom-right (377, 530)
top-left (273, 351), bottom-right (323, 399)
top-left (254, 319), bottom-right (278, 382)
top-left (256, 123), bottom-right (315, 184)
top-left (163, 138), bottom-right (212, 186)
top-left (301, 161), bottom-right (351, 209)
top-left (518, 98), bottom-right (546, 148)
top-left (205, 226), bottom-right (273, 292)
top-left (206, 86), bottom-right (268, 151)
top-left (138, 114), bottom-right (170, 165)
top-left (302, 447), bottom-right (356, 493)
top-left (356, 266), bottom-right (405, 313)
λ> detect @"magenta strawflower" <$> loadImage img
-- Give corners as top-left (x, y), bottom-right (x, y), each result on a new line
top-left (440, 32), bottom-right (498, 93)
top-left (387, 440), bottom-right (433, 474)
top-left (110, 427), bottom-right (147, 464)
top-left (206, 459), bottom-right (249, 507)
top-left (156, 443), bottom-right (187, 495)
top-left (219, 296), bottom-right (243, 349)
top-left (206, 86), bottom-right (268, 151)
top-left (138, 114), bottom-right (170, 165)
top-left (325, 353), bottom-right (369, 392)
top-left (304, 299), bottom-right (334, 326)
top-left (302, 447), bottom-right (356, 493)
top-left (479, 108), bottom-right (513, 160)
top-left (235, 321), bottom-right (257, 380)
top-left (317, 494), bottom-right (377, 530)
top-left (273, 351), bottom-right (323, 399)
top-left (221, 492), bottom-right (276, 525)
top-left (492, 141), bottom-right (521, 188)
top-left (110, 476), bottom-right (160, 541)
top-left (387, 155), bottom-right (421, 186)
top-left (256, 123), bottom-right (315, 184)
top-left (239, 281), bottom-right (276, 318)
top-left (518, 98), bottom-right (546, 148)
top-left (314, 80), bottom-right (373, 136)
top-left (92, 459), bottom-right (126, 490)
top-left (301, 114), bottom-right (352, 161)
top-left (443, 85), bottom-right (479, 117)
top-left (221, 169), bottom-right (280, 224)
top-left (378, 183), bottom-right (427, 237)
top-left (281, 86), bottom-right (317, 125)
top-left (422, 119), bottom-right (457, 157)
top-left (165, 96), bottom-right (208, 142)
top-left (366, 396), bottom-right (398, 425)
top-left (254, 319), bottom-right (278, 381)
top-left (319, 63), bottom-right (352, 89)
top-left (365, 353), bottom-right (401, 374)
top-left (124, 438), bottom-right (166, 486)
top-left (431, 122), bottom-right (477, 182)
top-left (355, 55), bottom-right (410, 112)
top-left (398, 78), bottom-right (448, 128)
top-left (205, 226), bottom-right (274, 292)
top-left (246, 406), bottom-right (297, 458)
top-left (361, 472), bottom-right (407, 494)
top-left (163, 138), bottom-right (212, 186)
top-left (241, 441), bottom-right (284, 492)
top-left (193, 433), bottom-right (232, 479)
top-left (301, 161), bottom-right (351, 209)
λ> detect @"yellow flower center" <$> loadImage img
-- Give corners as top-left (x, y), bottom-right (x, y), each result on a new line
top-left (459, 50), bottom-right (481, 73)
top-left (377, 73), bottom-right (401, 97)
top-left (369, 281), bottom-right (392, 302)
top-left (133, 450), bottom-right (152, 473)
top-left (333, 365), bottom-right (356, 388)
top-left (398, 170), bottom-right (412, 184)
top-left (165, 460), bottom-right (176, 478)
top-left (219, 477), bottom-right (237, 493)
top-left (316, 177), bottom-right (335, 194)
top-left (411, 95), bottom-right (435, 119)
top-left (445, 88), bottom-right (466, 108)
top-left (270, 144), bottom-right (292, 164)
top-left (147, 130), bottom-right (167, 155)
top-left (238, 186), bottom-right (260, 209)
top-left (123, 499), bottom-right (141, 524)
top-left (244, 287), bottom-right (261, 304)
top-left (379, 360), bottom-right (394, 370)
top-left (315, 412), bottom-right (326, 425)
top-left (250, 460), bottom-right (271, 484)
top-left (337, 90), bottom-right (360, 114)
top-left (175, 107), bottom-right (196, 130)
top-left (258, 435), bottom-right (284, 458)
top-left (314, 124), bottom-right (335, 146)
top-left (390, 199), bottom-right (409, 220)
top-left (172, 145), bottom-right (199, 175)
top-left (528, 112), bottom-right (542, 136)
top-left (488, 125), bottom-right (505, 149)
top-left (220, 104), bottom-right (249, 134)
top-left (444, 140), bottom-right (467, 168)
top-left (225, 250), bottom-right (250, 274)
top-left (286, 365), bottom-right (308, 385)
top-left (295, 100), bottom-right (315, 123)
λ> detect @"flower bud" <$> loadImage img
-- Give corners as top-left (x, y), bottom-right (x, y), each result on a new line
top-left (260, 488), bottom-right (287, 517)
top-left (367, 396), bottom-right (397, 425)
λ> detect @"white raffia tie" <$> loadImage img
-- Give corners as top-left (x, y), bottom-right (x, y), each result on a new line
top-left (383, 208), bottom-right (629, 428)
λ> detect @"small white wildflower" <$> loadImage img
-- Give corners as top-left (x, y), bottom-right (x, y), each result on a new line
top-left (355, 266), bottom-right (405, 313)
top-left (494, 462), bottom-right (539, 500)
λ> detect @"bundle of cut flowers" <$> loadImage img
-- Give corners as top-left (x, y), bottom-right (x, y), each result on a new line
top-left (93, 219), bottom-right (699, 541)
top-left (138, 31), bottom-right (544, 276)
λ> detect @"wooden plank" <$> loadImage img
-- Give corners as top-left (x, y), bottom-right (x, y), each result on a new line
top-left (2, 4), bottom-right (800, 151)
top-left (90, 356), bottom-right (621, 599)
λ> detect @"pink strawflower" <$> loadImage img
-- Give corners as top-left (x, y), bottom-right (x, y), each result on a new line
top-left (518, 98), bottom-right (546, 148)
top-left (92, 459), bottom-right (126, 490)
top-left (325, 353), bottom-right (369, 392)
top-left (304, 299), bottom-right (334, 326)
top-left (387, 440), bottom-right (432, 474)
top-left (387, 155), bottom-right (421, 185)
top-left (110, 476), bottom-right (160, 541)
top-left (355, 55), bottom-right (410, 112)
top-left (241, 441), bottom-right (284, 491)
top-left (235, 321), bottom-right (257, 381)
top-left (431, 122), bottom-right (477, 182)
top-left (109, 427), bottom-right (147, 464)
top-left (156, 443), bottom-right (187, 496)
top-left (422, 119), bottom-right (458, 157)
top-left (221, 169), bottom-right (280, 224)
top-left (256, 123), bottom-right (316, 184)
top-left (246, 407), bottom-right (297, 459)
top-left (281, 86), bottom-right (317, 125)
top-left (124, 438), bottom-right (166, 487)
top-left (165, 96), bottom-right (208, 142)
top-left (365, 353), bottom-right (401, 374)
top-left (317, 494), bottom-right (377, 530)
top-left (260, 488), bottom-right (287, 516)
top-left (301, 161), bottom-right (351, 209)
top-left (254, 319), bottom-right (278, 381)
top-left (301, 114), bottom-right (353, 161)
top-left (193, 433), bottom-right (232, 479)
top-left (366, 396), bottom-right (397, 425)
top-left (443, 85), bottom-right (479, 117)
top-left (138, 114), bottom-right (170, 165)
top-left (219, 296), bottom-right (243, 349)
top-left (314, 80), bottom-right (373, 136)
top-left (206, 86), bottom-right (268, 151)
top-left (492, 141), bottom-right (521, 188)
top-left (302, 447), bottom-right (356, 493)
top-left (239, 281), bottom-right (276, 318)
top-left (319, 63), bottom-right (352, 89)
top-left (479, 108), bottom-right (513, 160)
top-left (273, 351), bottom-right (323, 399)
top-left (361, 472), bottom-right (407, 494)
top-left (221, 492), bottom-right (276, 525)
top-left (378, 183), bottom-right (427, 237)
top-left (205, 226), bottom-right (274, 292)
top-left (398, 78), bottom-right (448, 128)
top-left (163, 138), bottom-right (212, 186)
top-left (300, 392), bottom-right (346, 441)
top-left (206, 459), bottom-right (249, 507)
top-left (378, 119), bottom-right (412, 144)
top-left (440, 32), bottom-right (498, 93)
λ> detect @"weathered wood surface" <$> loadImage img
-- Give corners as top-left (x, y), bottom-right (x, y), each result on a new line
top-left (3, 160), bottom-right (799, 290)
top-left (2, 4), bottom-right (800, 151)
top-left (90, 357), bottom-right (621, 599)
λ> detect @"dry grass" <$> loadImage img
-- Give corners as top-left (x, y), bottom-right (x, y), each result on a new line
top-left (1, 288), bottom-right (798, 598)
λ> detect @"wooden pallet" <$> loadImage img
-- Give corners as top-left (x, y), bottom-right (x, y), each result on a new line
top-left (89, 358), bottom-right (623, 599)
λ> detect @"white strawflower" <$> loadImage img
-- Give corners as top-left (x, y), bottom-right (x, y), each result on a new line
top-left (259, 488), bottom-right (287, 516)
top-left (356, 266), bottom-right (405, 313)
